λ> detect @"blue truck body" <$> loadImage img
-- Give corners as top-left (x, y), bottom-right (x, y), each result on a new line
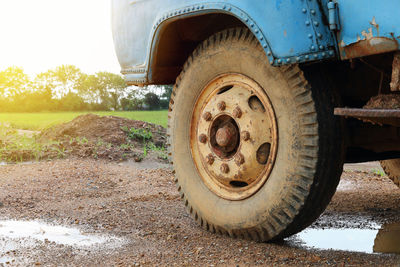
top-left (112, 0), bottom-right (400, 85)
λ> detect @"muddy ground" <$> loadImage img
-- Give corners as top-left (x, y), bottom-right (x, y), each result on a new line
top-left (0, 159), bottom-right (399, 266)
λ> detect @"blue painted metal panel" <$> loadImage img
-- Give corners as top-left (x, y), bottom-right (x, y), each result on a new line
top-left (112, 0), bottom-right (336, 84)
top-left (335, 0), bottom-right (400, 59)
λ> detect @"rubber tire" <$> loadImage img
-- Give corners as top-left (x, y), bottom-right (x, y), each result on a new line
top-left (168, 28), bottom-right (345, 241)
top-left (380, 159), bottom-right (400, 188)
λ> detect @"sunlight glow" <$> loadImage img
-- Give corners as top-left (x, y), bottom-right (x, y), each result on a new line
top-left (0, 0), bottom-right (120, 75)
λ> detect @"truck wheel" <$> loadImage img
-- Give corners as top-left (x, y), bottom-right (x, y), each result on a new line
top-left (168, 28), bottom-right (344, 241)
top-left (380, 160), bottom-right (400, 187)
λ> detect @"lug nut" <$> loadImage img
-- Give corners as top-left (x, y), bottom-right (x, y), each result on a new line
top-left (241, 131), bottom-right (250, 141)
top-left (235, 153), bottom-right (245, 166)
top-left (220, 163), bottom-right (230, 174)
top-left (203, 112), bottom-right (212, 121)
top-left (233, 107), bottom-right (242, 118)
top-left (206, 154), bottom-right (214, 165)
top-left (217, 101), bottom-right (226, 111)
top-left (199, 134), bottom-right (208, 144)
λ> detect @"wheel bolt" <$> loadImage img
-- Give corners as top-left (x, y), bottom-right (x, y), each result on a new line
top-left (241, 131), bottom-right (250, 141)
top-left (235, 153), bottom-right (245, 166)
top-left (206, 154), bottom-right (214, 165)
top-left (220, 163), bottom-right (230, 174)
top-left (233, 107), bottom-right (242, 118)
top-left (217, 101), bottom-right (226, 111)
top-left (203, 112), bottom-right (212, 121)
top-left (199, 134), bottom-right (208, 144)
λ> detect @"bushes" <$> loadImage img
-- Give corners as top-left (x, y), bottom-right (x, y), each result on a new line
top-left (0, 65), bottom-right (172, 112)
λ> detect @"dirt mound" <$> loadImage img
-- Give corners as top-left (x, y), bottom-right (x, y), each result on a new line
top-left (39, 114), bottom-right (167, 162)
top-left (364, 94), bottom-right (400, 109)
top-left (41, 114), bottom-right (165, 146)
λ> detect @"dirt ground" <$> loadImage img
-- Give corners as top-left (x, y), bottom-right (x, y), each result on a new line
top-left (0, 159), bottom-right (400, 266)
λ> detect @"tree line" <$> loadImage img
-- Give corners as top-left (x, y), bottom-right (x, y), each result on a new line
top-left (0, 65), bottom-right (172, 112)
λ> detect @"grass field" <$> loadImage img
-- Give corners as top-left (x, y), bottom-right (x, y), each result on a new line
top-left (0, 111), bottom-right (168, 130)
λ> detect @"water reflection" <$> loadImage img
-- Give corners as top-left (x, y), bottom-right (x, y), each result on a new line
top-left (374, 223), bottom-right (400, 254)
top-left (291, 222), bottom-right (400, 254)
top-left (0, 220), bottom-right (123, 247)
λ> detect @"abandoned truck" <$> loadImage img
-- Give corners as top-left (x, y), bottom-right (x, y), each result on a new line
top-left (112, 0), bottom-right (400, 241)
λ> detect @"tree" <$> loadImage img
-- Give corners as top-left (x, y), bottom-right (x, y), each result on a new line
top-left (47, 65), bottom-right (86, 97)
top-left (144, 92), bottom-right (160, 110)
top-left (0, 67), bottom-right (30, 97)
top-left (80, 72), bottom-right (127, 110)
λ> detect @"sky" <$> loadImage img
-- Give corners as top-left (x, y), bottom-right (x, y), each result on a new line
top-left (0, 0), bottom-right (121, 76)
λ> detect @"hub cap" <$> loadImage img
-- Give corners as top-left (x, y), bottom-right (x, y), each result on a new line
top-left (190, 74), bottom-right (278, 200)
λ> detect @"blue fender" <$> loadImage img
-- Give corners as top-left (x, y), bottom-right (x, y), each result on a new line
top-left (112, 0), bottom-right (337, 85)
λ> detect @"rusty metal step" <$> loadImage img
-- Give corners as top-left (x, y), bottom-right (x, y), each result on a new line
top-left (334, 108), bottom-right (400, 127)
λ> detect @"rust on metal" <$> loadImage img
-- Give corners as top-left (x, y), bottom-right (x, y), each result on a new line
top-left (206, 154), bottom-right (215, 165)
top-left (203, 112), bottom-right (212, 121)
top-left (340, 37), bottom-right (398, 59)
top-left (334, 108), bottom-right (400, 126)
top-left (217, 101), bottom-right (226, 111)
top-left (233, 106), bottom-right (243, 118)
top-left (220, 163), bottom-right (230, 174)
top-left (241, 131), bottom-right (250, 141)
top-left (215, 123), bottom-right (238, 150)
top-left (199, 134), bottom-right (208, 144)
top-left (339, 17), bottom-right (399, 59)
top-left (234, 153), bottom-right (245, 166)
top-left (391, 52), bottom-right (400, 91)
top-left (190, 73), bottom-right (278, 201)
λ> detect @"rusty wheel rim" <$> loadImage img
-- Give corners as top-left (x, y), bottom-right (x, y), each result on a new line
top-left (190, 74), bottom-right (278, 200)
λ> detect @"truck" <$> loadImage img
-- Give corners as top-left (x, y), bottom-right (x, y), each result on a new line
top-left (111, 0), bottom-right (400, 241)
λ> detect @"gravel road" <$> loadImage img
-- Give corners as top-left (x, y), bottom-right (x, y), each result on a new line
top-left (0, 159), bottom-right (399, 266)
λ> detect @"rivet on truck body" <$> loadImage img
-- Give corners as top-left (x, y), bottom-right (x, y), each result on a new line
top-left (220, 163), bottom-right (230, 174)
top-left (217, 101), bottom-right (226, 111)
top-left (203, 112), bottom-right (212, 121)
top-left (235, 153), bottom-right (245, 166)
top-left (241, 131), bottom-right (250, 141)
top-left (199, 134), bottom-right (208, 144)
top-left (233, 107), bottom-right (243, 118)
top-left (206, 154), bottom-right (215, 165)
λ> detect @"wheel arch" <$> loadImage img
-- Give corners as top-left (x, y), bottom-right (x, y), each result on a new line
top-left (147, 11), bottom-right (270, 84)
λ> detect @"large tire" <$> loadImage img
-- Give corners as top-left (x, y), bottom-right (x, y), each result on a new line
top-left (380, 159), bottom-right (400, 188)
top-left (168, 28), bottom-right (344, 241)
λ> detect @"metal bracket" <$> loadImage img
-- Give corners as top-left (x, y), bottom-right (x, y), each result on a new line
top-left (328, 1), bottom-right (340, 31)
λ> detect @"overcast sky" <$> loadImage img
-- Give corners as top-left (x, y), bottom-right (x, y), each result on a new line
top-left (0, 0), bottom-right (121, 76)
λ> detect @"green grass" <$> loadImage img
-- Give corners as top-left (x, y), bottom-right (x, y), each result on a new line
top-left (0, 111), bottom-right (168, 130)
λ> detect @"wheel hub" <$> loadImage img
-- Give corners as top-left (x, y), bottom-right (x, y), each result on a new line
top-left (190, 74), bottom-right (278, 200)
top-left (216, 123), bottom-right (237, 148)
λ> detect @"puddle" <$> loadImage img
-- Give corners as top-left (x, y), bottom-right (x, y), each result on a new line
top-left (290, 222), bottom-right (400, 254)
top-left (0, 220), bottom-right (124, 248)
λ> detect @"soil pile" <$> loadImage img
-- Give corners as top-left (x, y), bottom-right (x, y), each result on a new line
top-left (39, 114), bottom-right (167, 162)
top-left (364, 94), bottom-right (400, 109)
